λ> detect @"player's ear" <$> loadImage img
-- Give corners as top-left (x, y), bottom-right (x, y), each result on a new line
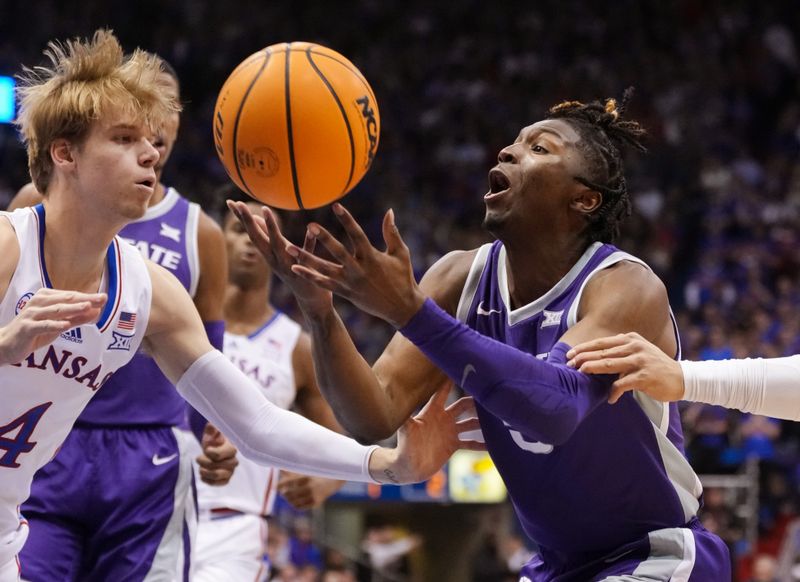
top-left (570, 187), bottom-right (602, 215)
top-left (50, 138), bottom-right (75, 167)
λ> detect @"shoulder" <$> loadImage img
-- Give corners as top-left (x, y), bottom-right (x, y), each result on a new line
top-left (419, 248), bottom-right (481, 314)
top-left (7, 183), bottom-right (43, 211)
top-left (144, 259), bottom-right (196, 333)
top-left (0, 216), bottom-right (20, 300)
top-left (579, 259), bottom-right (669, 326)
top-left (196, 209), bottom-right (225, 251)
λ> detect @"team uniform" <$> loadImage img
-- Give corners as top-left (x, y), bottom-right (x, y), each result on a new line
top-left (20, 189), bottom-right (202, 582)
top-left (455, 241), bottom-right (730, 581)
top-left (192, 313), bottom-right (302, 582)
top-left (0, 205), bottom-right (151, 580)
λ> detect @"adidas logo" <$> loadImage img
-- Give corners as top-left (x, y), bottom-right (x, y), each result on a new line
top-left (61, 328), bottom-right (83, 344)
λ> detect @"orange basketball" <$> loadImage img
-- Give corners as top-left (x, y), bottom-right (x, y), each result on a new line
top-left (213, 42), bottom-right (380, 210)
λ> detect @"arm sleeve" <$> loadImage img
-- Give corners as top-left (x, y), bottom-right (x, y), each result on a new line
top-left (177, 350), bottom-right (379, 481)
top-left (187, 320), bottom-right (227, 441)
top-left (399, 299), bottom-right (613, 445)
top-left (681, 356), bottom-right (800, 421)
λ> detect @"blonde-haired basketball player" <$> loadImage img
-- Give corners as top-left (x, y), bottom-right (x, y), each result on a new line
top-left (8, 56), bottom-right (236, 581)
top-left (0, 30), bottom-right (479, 582)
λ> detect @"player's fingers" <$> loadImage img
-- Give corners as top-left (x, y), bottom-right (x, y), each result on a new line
top-left (568, 343), bottom-right (637, 369)
top-left (455, 417), bottom-right (481, 433)
top-left (565, 334), bottom-right (631, 360)
top-left (578, 356), bottom-right (637, 376)
top-left (332, 203), bottom-right (373, 257)
top-left (608, 374), bottom-right (641, 404)
top-left (287, 244), bottom-right (345, 279)
top-left (203, 444), bottom-right (238, 463)
top-left (459, 440), bottom-right (488, 452)
top-left (446, 396), bottom-right (477, 419)
top-left (290, 264), bottom-right (338, 292)
top-left (302, 228), bottom-right (317, 255)
top-left (305, 223), bottom-right (355, 266)
top-left (27, 291), bottom-right (107, 308)
top-left (382, 209), bottom-right (409, 257)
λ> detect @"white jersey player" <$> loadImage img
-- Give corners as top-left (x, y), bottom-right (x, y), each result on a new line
top-left (193, 196), bottom-right (345, 581)
top-left (0, 29), bottom-right (479, 581)
top-left (0, 206), bottom-right (150, 571)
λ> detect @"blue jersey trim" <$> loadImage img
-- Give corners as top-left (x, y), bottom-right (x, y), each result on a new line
top-left (248, 311), bottom-right (282, 339)
top-left (34, 203), bottom-right (119, 330)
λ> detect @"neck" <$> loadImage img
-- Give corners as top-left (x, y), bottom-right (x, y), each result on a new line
top-left (502, 231), bottom-right (592, 309)
top-left (40, 195), bottom-right (119, 292)
top-left (150, 181), bottom-right (167, 207)
top-left (224, 279), bottom-right (274, 335)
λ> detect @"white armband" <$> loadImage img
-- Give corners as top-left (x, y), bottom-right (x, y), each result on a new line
top-left (681, 356), bottom-right (800, 421)
top-left (177, 350), bottom-right (379, 482)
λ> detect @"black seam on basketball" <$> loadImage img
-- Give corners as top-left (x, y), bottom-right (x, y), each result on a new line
top-left (307, 48), bottom-right (377, 105)
top-left (232, 48), bottom-right (271, 199)
top-left (306, 47), bottom-right (355, 197)
top-left (285, 43), bottom-right (304, 210)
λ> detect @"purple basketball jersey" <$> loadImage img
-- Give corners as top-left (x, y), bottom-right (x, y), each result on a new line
top-left (78, 188), bottom-right (200, 426)
top-left (458, 241), bottom-right (702, 571)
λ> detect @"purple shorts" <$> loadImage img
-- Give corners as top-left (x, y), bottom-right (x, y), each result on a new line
top-left (19, 425), bottom-right (197, 582)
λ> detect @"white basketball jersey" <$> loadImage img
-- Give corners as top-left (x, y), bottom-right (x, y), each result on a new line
top-left (0, 207), bottom-right (151, 564)
top-left (196, 312), bottom-right (301, 517)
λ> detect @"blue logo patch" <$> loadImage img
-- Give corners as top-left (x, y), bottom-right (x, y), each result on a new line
top-left (108, 331), bottom-right (135, 351)
top-left (15, 292), bottom-right (34, 315)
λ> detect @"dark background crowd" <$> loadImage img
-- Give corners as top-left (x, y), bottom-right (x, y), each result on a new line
top-left (2, 1), bottom-right (800, 580)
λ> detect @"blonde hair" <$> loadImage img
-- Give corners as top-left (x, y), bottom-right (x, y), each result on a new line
top-left (15, 29), bottom-right (181, 193)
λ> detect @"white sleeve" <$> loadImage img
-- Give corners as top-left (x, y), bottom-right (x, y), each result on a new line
top-left (681, 356), bottom-right (800, 421)
top-left (177, 350), bottom-right (379, 482)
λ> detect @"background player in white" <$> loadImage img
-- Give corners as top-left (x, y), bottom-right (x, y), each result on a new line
top-left (7, 56), bottom-right (237, 582)
top-left (566, 331), bottom-right (800, 421)
top-left (192, 190), bottom-right (346, 581)
top-left (0, 29), bottom-right (480, 582)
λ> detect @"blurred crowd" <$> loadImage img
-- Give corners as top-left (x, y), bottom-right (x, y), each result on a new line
top-left (2, 1), bottom-right (800, 580)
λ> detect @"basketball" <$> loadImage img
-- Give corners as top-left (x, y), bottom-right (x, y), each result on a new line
top-left (213, 42), bottom-right (380, 210)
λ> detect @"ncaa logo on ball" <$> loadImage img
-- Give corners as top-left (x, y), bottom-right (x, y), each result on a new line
top-left (16, 292), bottom-right (34, 315)
top-left (355, 95), bottom-right (378, 169)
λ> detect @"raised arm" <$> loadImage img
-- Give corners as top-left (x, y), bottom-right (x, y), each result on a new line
top-left (143, 260), bottom-right (479, 483)
top-left (227, 200), bottom-right (468, 441)
top-left (284, 204), bottom-right (676, 445)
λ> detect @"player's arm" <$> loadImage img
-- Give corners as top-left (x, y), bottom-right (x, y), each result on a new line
top-left (286, 206), bottom-right (673, 446)
top-left (228, 200), bottom-right (459, 442)
top-left (0, 217), bottom-right (106, 365)
top-left (186, 210), bottom-right (227, 439)
top-left (567, 332), bottom-right (800, 421)
top-left (143, 260), bottom-right (480, 483)
top-left (6, 183), bottom-right (43, 211)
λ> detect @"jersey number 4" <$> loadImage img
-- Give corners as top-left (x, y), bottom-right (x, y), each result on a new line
top-left (0, 403), bottom-right (53, 468)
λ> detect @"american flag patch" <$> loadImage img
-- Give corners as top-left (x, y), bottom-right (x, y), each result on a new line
top-left (117, 311), bottom-right (137, 331)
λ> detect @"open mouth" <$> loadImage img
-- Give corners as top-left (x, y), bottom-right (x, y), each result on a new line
top-left (486, 168), bottom-right (511, 197)
top-left (137, 178), bottom-right (155, 189)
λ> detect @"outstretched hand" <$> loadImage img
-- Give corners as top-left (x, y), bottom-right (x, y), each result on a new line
top-left (374, 386), bottom-right (485, 485)
top-left (0, 289), bottom-right (106, 366)
top-left (226, 200), bottom-right (332, 315)
top-left (287, 203), bottom-right (426, 328)
top-left (566, 332), bottom-right (685, 404)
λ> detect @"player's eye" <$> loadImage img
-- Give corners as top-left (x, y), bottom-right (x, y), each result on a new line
top-left (531, 144), bottom-right (548, 154)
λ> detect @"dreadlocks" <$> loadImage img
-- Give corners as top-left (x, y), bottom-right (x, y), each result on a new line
top-left (546, 87), bottom-right (646, 243)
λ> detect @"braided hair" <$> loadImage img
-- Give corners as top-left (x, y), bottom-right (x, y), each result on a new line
top-left (546, 88), bottom-right (646, 243)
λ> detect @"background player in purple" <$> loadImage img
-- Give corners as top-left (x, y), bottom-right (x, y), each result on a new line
top-left (230, 96), bottom-right (732, 580)
top-left (7, 58), bottom-right (237, 581)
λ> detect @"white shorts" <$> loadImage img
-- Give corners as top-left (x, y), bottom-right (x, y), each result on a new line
top-left (193, 513), bottom-right (269, 582)
top-left (0, 556), bottom-right (19, 582)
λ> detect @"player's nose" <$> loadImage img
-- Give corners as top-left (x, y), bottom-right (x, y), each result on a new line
top-left (140, 138), bottom-right (161, 167)
top-left (497, 145), bottom-right (518, 164)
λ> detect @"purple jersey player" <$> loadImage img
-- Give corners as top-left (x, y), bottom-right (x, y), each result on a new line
top-left (230, 94), bottom-right (732, 580)
top-left (7, 60), bottom-right (232, 581)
